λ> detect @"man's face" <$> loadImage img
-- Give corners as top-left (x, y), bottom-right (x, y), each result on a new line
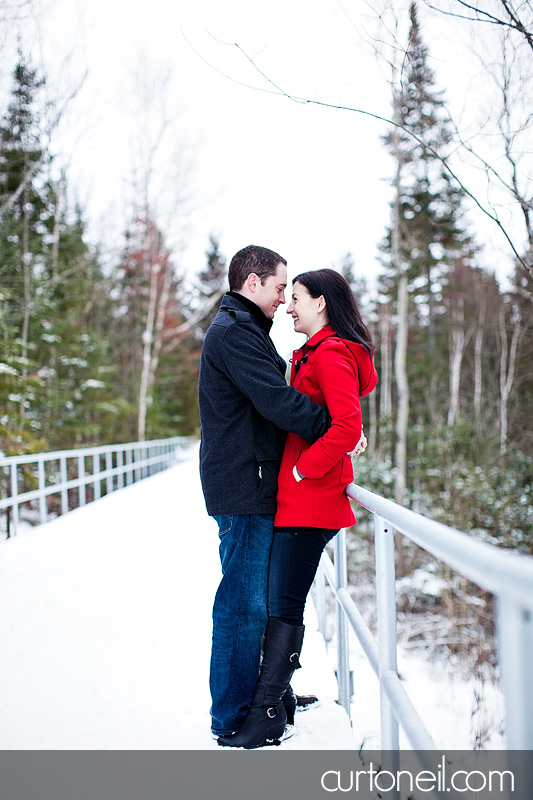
top-left (253, 262), bottom-right (287, 319)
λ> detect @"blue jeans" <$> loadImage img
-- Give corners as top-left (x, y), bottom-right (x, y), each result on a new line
top-left (268, 527), bottom-right (338, 626)
top-left (210, 513), bottom-right (275, 735)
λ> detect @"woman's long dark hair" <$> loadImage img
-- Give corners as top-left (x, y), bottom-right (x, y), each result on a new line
top-left (293, 268), bottom-right (375, 354)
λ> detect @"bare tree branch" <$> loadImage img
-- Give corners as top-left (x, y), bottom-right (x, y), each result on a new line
top-left (162, 286), bottom-right (226, 346)
top-left (421, 0), bottom-right (533, 49)
top-left (0, 0), bottom-right (33, 22)
top-left (193, 34), bottom-right (531, 275)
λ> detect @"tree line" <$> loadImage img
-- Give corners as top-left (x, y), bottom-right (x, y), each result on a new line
top-left (0, 53), bottom-right (225, 458)
top-left (1, 3), bottom-right (532, 560)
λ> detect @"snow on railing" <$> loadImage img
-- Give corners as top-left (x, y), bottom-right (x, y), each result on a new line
top-left (0, 436), bottom-right (192, 539)
top-left (315, 481), bottom-right (533, 752)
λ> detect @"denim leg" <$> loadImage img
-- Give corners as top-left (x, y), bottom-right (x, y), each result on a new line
top-left (268, 528), bottom-right (338, 626)
top-left (209, 513), bottom-right (274, 735)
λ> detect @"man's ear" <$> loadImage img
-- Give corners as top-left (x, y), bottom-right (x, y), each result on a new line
top-left (246, 272), bottom-right (260, 293)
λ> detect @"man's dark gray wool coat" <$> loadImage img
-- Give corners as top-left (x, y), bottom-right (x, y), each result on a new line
top-left (198, 292), bottom-right (329, 516)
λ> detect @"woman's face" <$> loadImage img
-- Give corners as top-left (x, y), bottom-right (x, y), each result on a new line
top-left (287, 281), bottom-right (327, 338)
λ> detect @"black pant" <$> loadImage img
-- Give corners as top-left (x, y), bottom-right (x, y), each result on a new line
top-left (267, 527), bottom-right (338, 625)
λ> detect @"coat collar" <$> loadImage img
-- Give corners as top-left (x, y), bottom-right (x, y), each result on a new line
top-left (295, 324), bottom-right (337, 355)
top-left (222, 292), bottom-right (273, 334)
top-left (292, 326), bottom-right (337, 377)
top-left (305, 324), bottom-right (337, 349)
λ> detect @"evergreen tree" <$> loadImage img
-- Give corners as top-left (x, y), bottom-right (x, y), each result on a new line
top-left (380, 2), bottom-right (475, 353)
top-left (33, 197), bottom-right (118, 449)
top-left (0, 54), bottom-right (119, 453)
top-left (196, 234), bottom-right (227, 339)
top-left (0, 53), bottom-right (46, 325)
top-left (0, 53), bottom-right (49, 453)
top-left (378, 2), bottom-right (477, 434)
top-left (336, 251), bottom-right (372, 315)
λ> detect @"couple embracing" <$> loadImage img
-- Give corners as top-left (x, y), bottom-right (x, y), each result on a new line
top-left (199, 244), bottom-right (377, 748)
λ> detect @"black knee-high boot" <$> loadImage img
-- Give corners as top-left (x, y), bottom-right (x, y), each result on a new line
top-left (218, 618), bottom-right (304, 749)
top-left (282, 685), bottom-right (297, 725)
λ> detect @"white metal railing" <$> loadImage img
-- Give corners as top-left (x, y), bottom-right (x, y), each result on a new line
top-left (0, 436), bottom-right (191, 539)
top-left (315, 481), bottom-right (533, 752)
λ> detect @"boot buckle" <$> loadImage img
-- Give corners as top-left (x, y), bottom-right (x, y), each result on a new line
top-left (266, 706), bottom-right (277, 719)
top-left (289, 652), bottom-right (301, 667)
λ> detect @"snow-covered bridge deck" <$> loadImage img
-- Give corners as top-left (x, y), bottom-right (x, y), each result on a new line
top-left (0, 444), bottom-right (355, 750)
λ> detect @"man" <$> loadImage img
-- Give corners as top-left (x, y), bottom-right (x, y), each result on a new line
top-left (198, 244), bottom-right (330, 741)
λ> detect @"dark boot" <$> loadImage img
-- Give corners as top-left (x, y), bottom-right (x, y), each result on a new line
top-left (218, 618), bottom-right (304, 749)
top-left (296, 692), bottom-right (320, 711)
top-left (282, 685), bottom-right (297, 726)
top-left (282, 686), bottom-right (319, 725)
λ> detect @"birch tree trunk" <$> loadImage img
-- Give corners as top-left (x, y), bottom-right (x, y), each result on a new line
top-left (394, 266), bottom-right (409, 576)
top-left (147, 254), bottom-right (173, 397)
top-left (447, 326), bottom-right (464, 427)
top-left (391, 146), bottom-right (409, 506)
top-left (368, 372), bottom-right (377, 456)
top-left (391, 121), bottom-right (410, 575)
top-left (364, 318), bottom-right (377, 456)
top-left (447, 300), bottom-right (470, 427)
top-left (137, 232), bottom-right (159, 442)
top-left (499, 308), bottom-right (521, 456)
top-left (379, 301), bottom-right (392, 460)
top-left (473, 299), bottom-right (486, 432)
top-left (394, 268), bottom-right (409, 507)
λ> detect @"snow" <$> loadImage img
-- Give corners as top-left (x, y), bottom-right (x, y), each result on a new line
top-left (345, 635), bottom-right (505, 750)
top-left (80, 379), bottom-right (106, 390)
top-left (0, 442), bottom-right (505, 750)
top-left (0, 443), bottom-right (353, 750)
top-left (396, 564), bottom-right (449, 599)
top-left (0, 362), bottom-right (18, 375)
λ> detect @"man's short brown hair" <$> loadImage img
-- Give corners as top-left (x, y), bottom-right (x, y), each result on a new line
top-left (228, 245), bottom-right (287, 291)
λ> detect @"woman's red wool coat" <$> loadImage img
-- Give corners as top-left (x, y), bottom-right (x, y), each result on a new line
top-left (274, 325), bottom-right (378, 529)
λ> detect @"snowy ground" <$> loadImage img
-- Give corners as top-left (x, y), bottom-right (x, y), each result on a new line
top-left (341, 629), bottom-right (505, 750)
top-left (0, 443), bottom-right (353, 750)
top-left (0, 442), bottom-right (505, 750)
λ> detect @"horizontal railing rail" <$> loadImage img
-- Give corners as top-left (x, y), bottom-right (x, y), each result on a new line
top-left (0, 436), bottom-right (192, 539)
top-left (315, 481), bottom-right (533, 753)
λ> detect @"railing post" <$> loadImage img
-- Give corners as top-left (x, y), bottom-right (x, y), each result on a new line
top-left (92, 453), bottom-right (101, 500)
top-left (60, 457), bottom-right (68, 515)
top-left (134, 447), bottom-right (141, 483)
top-left (125, 448), bottom-right (133, 486)
top-left (117, 449), bottom-right (124, 489)
top-left (334, 528), bottom-right (351, 717)
top-left (106, 450), bottom-right (113, 494)
top-left (375, 514), bottom-right (400, 753)
top-left (78, 455), bottom-right (86, 506)
top-left (10, 463), bottom-right (19, 536)
top-left (497, 595), bottom-right (533, 750)
top-left (38, 459), bottom-right (47, 524)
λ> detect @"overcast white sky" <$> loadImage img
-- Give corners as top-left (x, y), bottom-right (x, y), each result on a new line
top-left (1, 0), bottom-right (528, 324)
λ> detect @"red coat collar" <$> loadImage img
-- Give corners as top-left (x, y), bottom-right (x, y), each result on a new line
top-left (305, 324), bottom-right (337, 348)
top-left (294, 324), bottom-right (337, 357)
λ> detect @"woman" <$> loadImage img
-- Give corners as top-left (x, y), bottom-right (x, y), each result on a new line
top-left (218, 268), bottom-right (377, 749)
